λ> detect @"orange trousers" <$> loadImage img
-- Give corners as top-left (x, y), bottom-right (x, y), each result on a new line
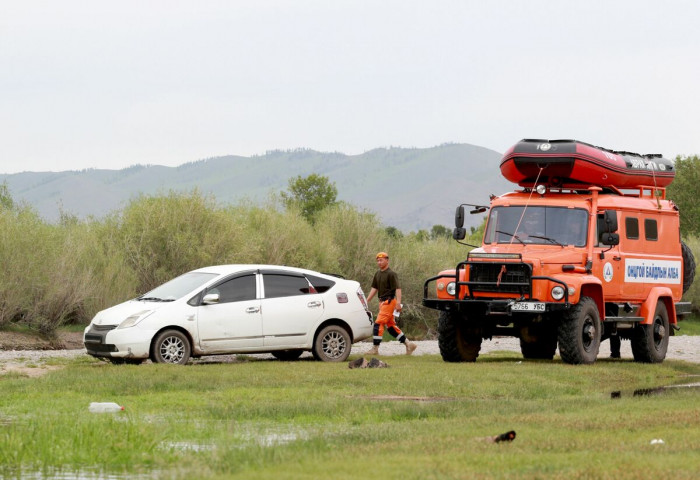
top-left (373, 298), bottom-right (405, 344)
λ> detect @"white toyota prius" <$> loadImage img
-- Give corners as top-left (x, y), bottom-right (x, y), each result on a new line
top-left (84, 265), bottom-right (374, 364)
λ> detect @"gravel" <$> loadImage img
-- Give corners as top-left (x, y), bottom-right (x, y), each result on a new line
top-left (1, 336), bottom-right (699, 364)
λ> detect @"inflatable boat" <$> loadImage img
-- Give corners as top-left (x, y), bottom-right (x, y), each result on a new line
top-left (500, 139), bottom-right (675, 188)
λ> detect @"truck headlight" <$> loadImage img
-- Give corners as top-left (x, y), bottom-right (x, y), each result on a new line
top-left (551, 286), bottom-right (565, 301)
top-left (446, 282), bottom-right (456, 296)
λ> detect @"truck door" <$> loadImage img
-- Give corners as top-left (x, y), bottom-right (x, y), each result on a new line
top-left (593, 210), bottom-right (623, 302)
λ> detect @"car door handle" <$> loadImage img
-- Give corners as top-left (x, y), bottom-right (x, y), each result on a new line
top-left (246, 306), bottom-right (260, 314)
top-left (307, 301), bottom-right (322, 308)
top-left (613, 256), bottom-right (621, 261)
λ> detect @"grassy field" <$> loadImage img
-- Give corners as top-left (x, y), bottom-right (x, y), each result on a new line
top-left (0, 352), bottom-right (699, 480)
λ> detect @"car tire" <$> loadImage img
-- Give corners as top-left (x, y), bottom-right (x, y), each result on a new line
top-left (151, 329), bottom-right (191, 365)
top-left (557, 296), bottom-right (601, 364)
top-left (437, 311), bottom-right (481, 362)
top-left (313, 325), bottom-right (351, 362)
top-left (271, 349), bottom-right (304, 361)
top-left (631, 301), bottom-right (669, 363)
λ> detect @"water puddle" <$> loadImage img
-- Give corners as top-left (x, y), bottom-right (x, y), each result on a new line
top-left (0, 468), bottom-right (155, 480)
top-left (611, 382), bottom-right (700, 399)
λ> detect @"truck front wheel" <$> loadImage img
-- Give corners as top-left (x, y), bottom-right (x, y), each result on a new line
top-left (437, 311), bottom-right (481, 362)
top-left (631, 301), bottom-right (669, 363)
top-left (557, 296), bottom-right (601, 364)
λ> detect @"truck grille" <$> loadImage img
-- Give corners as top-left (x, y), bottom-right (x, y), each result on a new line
top-left (468, 263), bottom-right (531, 295)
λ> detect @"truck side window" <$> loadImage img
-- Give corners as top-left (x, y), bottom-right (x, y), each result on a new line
top-left (644, 219), bottom-right (658, 241)
top-left (625, 217), bottom-right (639, 240)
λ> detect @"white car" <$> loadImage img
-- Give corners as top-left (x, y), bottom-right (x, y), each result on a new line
top-left (84, 265), bottom-right (373, 364)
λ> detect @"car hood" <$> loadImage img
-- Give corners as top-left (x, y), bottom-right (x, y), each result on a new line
top-left (91, 299), bottom-right (173, 327)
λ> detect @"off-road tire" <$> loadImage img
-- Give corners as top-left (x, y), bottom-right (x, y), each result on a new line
top-left (437, 311), bottom-right (481, 362)
top-left (682, 241), bottom-right (696, 294)
top-left (631, 301), bottom-right (669, 363)
top-left (271, 349), bottom-right (304, 361)
top-left (519, 320), bottom-right (557, 360)
top-left (557, 296), bottom-right (601, 364)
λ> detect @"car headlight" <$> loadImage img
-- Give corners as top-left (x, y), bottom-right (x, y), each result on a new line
top-left (551, 286), bottom-right (565, 301)
top-left (446, 282), bottom-right (456, 296)
top-left (118, 310), bottom-right (153, 329)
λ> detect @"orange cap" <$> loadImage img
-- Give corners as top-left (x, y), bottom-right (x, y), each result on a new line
top-left (376, 252), bottom-right (389, 259)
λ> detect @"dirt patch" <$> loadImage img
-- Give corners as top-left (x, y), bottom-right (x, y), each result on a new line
top-left (0, 330), bottom-right (85, 351)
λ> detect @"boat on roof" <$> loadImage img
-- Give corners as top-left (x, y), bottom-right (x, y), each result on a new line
top-left (500, 139), bottom-right (675, 189)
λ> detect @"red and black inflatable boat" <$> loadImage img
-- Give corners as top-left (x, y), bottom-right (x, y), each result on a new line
top-left (500, 139), bottom-right (675, 188)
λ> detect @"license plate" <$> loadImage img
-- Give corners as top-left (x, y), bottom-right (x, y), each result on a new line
top-left (511, 302), bottom-right (545, 312)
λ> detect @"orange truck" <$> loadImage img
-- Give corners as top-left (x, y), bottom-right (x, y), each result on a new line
top-left (423, 139), bottom-right (695, 364)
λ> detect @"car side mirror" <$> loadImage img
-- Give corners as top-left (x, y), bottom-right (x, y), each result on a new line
top-left (202, 293), bottom-right (220, 305)
top-left (453, 227), bottom-right (467, 240)
top-left (455, 205), bottom-right (465, 228)
top-left (600, 232), bottom-right (620, 246)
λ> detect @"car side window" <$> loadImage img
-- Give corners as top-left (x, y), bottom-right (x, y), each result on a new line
top-left (263, 274), bottom-right (314, 298)
top-left (305, 274), bottom-right (336, 293)
top-left (210, 274), bottom-right (256, 304)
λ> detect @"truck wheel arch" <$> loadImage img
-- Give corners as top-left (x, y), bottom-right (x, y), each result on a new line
top-left (638, 288), bottom-right (676, 326)
top-left (579, 283), bottom-right (604, 319)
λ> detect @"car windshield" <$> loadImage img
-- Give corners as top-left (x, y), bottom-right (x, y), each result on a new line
top-left (138, 272), bottom-right (218, 301)
top-left (484, 206), bottom-right (588, 246)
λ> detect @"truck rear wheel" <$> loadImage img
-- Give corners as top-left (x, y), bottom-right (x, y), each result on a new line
top-left (519, 319), bottom-right (557, 360)
top-left (437, 311), bottom-right (481, 362)
top-left (557, 296), bottom-right (601, 364)
top-left (631, 301), bottom-right (669, 363)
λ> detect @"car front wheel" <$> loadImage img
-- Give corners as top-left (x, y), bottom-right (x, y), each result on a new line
top-left (313, 325), bottom-right (351, 362)
top-left (151, 329), bottom-right (191, 365)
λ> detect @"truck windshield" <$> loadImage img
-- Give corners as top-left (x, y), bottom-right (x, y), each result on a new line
top-left (484, 206), bottom-right (588, 246)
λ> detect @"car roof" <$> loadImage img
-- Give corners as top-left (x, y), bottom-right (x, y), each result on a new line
top-left (189, 264), bottom-right (341, 280)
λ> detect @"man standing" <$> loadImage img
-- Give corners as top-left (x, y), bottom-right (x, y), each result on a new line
top-left (365, 252), bottom-right (417, 355)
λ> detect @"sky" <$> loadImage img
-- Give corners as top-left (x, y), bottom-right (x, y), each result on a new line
top-left (2, 0), bottom-right (699, 174)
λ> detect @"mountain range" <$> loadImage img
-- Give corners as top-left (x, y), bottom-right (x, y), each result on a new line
top-left (1, 143), bottom-right (513, 232)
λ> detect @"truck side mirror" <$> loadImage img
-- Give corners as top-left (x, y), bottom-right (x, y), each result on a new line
top-left (453, 227), bottom-right (467, 240)
top-left (604, 210), bottom-right (618, 233)
top-left (455, 205), bottom-right (465, 228)
top-left (600, 232), bottom-right (620, 246)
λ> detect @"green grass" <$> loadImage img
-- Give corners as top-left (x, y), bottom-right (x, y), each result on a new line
top-left (677, 313), bottom-right (700, 335)
top-left (1, 353), bottom-right (699, 479)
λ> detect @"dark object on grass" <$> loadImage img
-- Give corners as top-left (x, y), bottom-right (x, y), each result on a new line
top-left (348, 357), bottom-right (389, 369)
top-left (348, 357), bottom-right (368, 369)
top-left (493, 430), bottom-right (516, 443)
top-left (367, 358), bottom-right (388, 368)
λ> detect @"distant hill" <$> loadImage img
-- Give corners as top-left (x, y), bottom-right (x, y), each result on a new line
top-left (0, 143), bottom-right (513, 232)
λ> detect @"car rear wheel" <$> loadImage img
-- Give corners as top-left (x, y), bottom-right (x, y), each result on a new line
top-left (313, 325), bottom-right (351, 362)
top-left (631, 301), bottom-right (669, 363)
top-left (151, 329), bottom-right (191, 365)
top-left (271, 349), bottom-right (304, 361)
top-left (557, 296), bottom-right (601, 364)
